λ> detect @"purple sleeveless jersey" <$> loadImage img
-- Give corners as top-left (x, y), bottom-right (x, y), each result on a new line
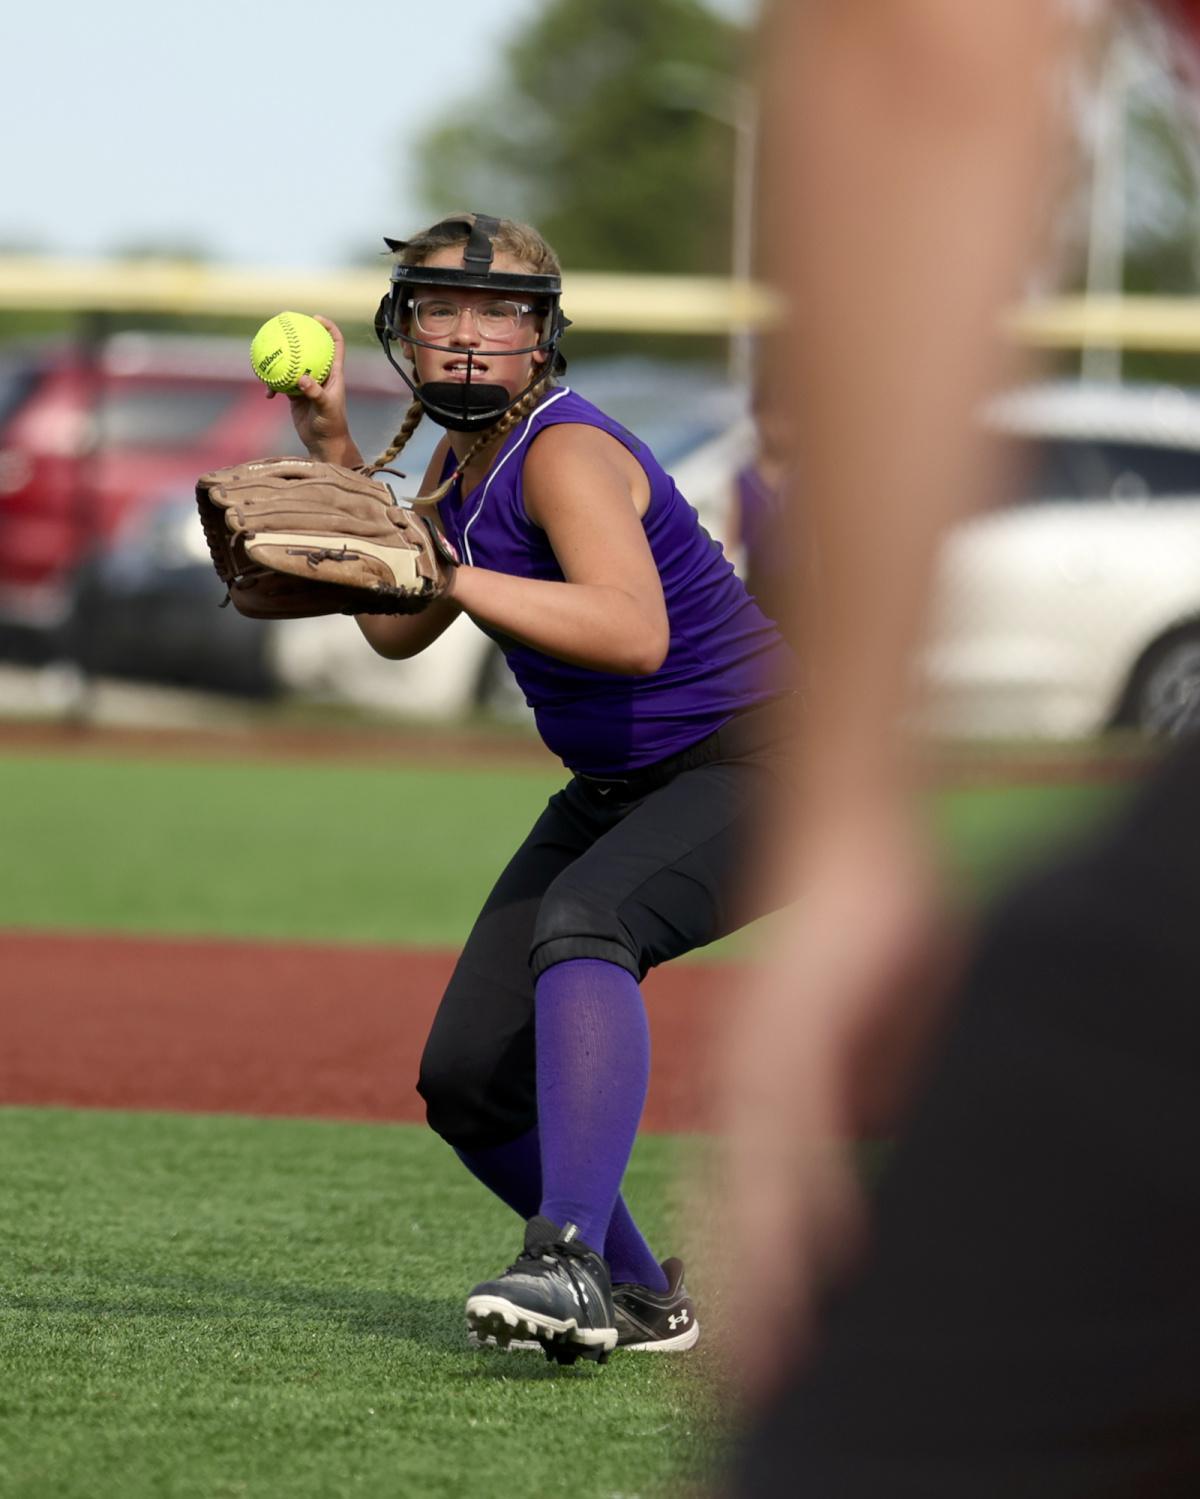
top-left (436, 387), bottom-right (794, 775)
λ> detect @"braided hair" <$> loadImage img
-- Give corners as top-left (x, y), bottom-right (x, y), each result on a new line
top-left (365, 215), bottom-right (562, 502)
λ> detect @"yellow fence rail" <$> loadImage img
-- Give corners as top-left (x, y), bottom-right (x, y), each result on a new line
top-left (3, 256), bottom-right (1200, 349)
top-left (0, 256), bottom-right (779, 335)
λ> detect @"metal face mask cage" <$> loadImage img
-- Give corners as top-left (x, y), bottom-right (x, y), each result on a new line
top-left (373, 213), bottom-right (570, 433)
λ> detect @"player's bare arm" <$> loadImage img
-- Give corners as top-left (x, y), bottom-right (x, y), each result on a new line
top-left (719, 0), bottom-right (1073, 1401)
top-left (356, 434), bottom-right (463, 659)
top-left (447, 424), bottom-right (668, 676)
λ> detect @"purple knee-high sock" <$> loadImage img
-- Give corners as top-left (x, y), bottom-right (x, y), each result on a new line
top-left (454, 1126), bottom-right (668, 1291)
top-left (605, 1194), bottom-right (670, 1292)
top-left (453, 1130), bottom-right (541, 1220)
top-left (535, 957), bottom-right (668, 1292)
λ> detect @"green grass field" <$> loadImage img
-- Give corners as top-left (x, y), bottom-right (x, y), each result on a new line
top-left (0, 1109), bottom-right (712, 1499)
top-left (0, 744), bottom-right (1133, 1497)
top-left (0, 749), bottom-right (1126, 946)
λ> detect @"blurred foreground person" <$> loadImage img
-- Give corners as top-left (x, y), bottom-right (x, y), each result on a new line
top-left (721, 0), bottom-right (1200, 1493)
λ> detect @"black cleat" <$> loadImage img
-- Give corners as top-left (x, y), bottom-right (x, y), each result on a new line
top-left (465, 1216), bottom-right (618, 1364)
top-left (612, 1258), bottom-right (700, 1351)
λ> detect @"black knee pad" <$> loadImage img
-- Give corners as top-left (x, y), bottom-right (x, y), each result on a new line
top-left (417, 1016), bottom-right (537, 1150)
top-left (529, 879), bottom-right (642, 980)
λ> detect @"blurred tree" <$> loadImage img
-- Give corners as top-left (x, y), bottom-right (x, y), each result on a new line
top-left (1121, 62), bottom-right (1200, 296)
top-left (110, 238), bottom-right (214, 263)
top-left (413, 0), bottom-right (747, 276)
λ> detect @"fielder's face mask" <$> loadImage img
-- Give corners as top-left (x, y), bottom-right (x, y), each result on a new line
top-left (374, 213), bottom-right (570, 433)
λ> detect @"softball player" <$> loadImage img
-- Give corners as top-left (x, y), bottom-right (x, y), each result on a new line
top-left (725, 373), bottom-right (795, 644)
top-left (287, 212), bottom-right (798, 1365)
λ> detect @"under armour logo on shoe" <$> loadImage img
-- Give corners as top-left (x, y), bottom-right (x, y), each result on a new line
top-left (668, 1310), bottom-right (690, 1329)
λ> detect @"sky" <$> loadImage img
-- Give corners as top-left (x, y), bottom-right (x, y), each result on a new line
top-left (6, 0), bottom-right (754, 273)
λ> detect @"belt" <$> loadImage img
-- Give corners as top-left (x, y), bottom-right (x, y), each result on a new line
top-left (573, 694), bottom-right (800, 798)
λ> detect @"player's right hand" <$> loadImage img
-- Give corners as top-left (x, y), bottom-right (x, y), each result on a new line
top-left (272, 315), bottom-right (363, 469)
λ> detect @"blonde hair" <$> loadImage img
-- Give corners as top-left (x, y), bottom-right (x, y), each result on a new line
top-left (365, 214), bottom-right (563, 502)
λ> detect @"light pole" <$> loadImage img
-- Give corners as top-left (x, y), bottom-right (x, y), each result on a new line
top-left (1082, 29), bottom-right (1131, 383)
top-left (656, 62), bottom-right (759, 389)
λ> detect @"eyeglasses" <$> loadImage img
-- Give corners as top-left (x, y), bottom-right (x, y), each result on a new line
top-left (407, 297), bottom-right (540, 341)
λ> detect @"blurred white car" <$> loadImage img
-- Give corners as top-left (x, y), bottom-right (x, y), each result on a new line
top-left (663, 380), bottom-right (1200, 740)
top-left (630, 379), bottom-right (1200, 740)
top-left (922, 382), bottom-right (1200, 739)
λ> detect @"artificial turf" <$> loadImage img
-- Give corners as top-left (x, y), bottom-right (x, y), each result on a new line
top-left (0, 1108), bottom-right (718, 1499)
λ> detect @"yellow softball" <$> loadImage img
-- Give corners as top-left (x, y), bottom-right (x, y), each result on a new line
top-left (249, 311), bottom-right (335, 393)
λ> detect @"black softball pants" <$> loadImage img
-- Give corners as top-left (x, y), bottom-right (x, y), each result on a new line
top-left (417, 700), bottom-right (797, 1149)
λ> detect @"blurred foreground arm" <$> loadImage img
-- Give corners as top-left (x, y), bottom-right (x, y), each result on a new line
top-left (778, 0), bottom-right (1067, 811)
top-left (721, 0), bottom-right (1075, 1397)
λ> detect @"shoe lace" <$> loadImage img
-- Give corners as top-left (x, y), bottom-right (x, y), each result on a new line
top-left (489, 1228), bottom-right (609, 1330)
top-left (506, 1234), bottom-right (593, 1277)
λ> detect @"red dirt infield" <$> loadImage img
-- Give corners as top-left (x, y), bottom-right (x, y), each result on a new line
top-left (5, 716), bottom-right (1138, 1136)
top-left (0, 930), bottom-right (744, 1134)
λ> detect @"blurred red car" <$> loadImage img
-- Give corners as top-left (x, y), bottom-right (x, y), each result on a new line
top-left (0, 332), bottom-right (418, 636)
